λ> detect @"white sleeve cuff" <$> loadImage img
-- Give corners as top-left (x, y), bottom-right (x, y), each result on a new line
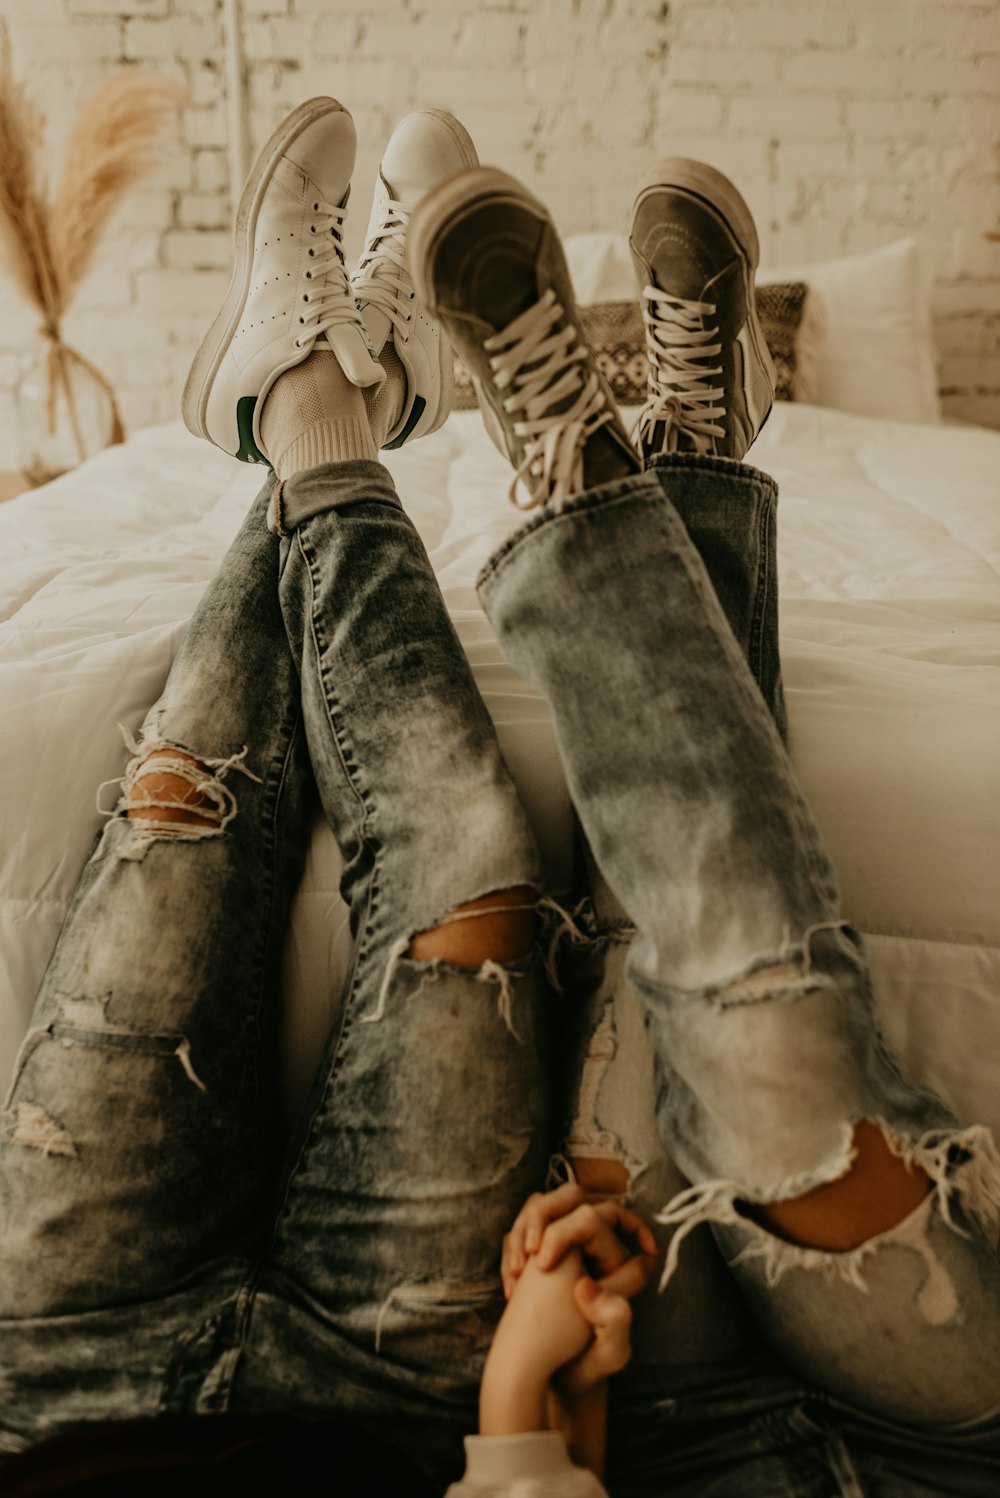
top-left (446, 1431), bottom-right (608, 1496)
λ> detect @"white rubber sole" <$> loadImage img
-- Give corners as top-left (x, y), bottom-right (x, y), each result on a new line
top-left (181, 97), bottom-right (349, 443)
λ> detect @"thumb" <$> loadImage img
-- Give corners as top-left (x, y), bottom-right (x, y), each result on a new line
top-left (560, 1278), bottom-right (633, 1393)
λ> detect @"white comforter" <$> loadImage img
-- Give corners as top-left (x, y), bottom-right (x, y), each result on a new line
top-left (3, 404), bottom-right (999, 1132)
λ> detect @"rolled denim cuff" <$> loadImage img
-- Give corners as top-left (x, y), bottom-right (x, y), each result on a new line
top-left (477, 471), bottom-right (664, 590)
top-left (267, 459), bottom-right (402, 536)
top-left (645, 448), bottom-right (778, 493)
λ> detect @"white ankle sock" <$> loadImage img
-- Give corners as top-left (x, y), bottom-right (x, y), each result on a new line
top-left (259, 350), bottom-right (378, 478)
top-left (362, 339), bottom-right (407, 449)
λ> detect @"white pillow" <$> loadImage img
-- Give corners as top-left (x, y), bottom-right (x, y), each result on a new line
top-left (563, 232), bottom-right (942, 425)
top-left (759, 239), bottom-right (941, 425)
top-left (563, 230), bottom-right (636, 303)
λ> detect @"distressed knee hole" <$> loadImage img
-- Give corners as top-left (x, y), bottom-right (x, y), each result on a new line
top-left (570, 1155), bottom-right (631, 1196)
top-left (4, 1102), bottom-right (77, 1158)
top-left (741, 1119), bottom-right (933, 1253)
top-left (722, 961), bottom-right (808, 1003)
top-left (406, 885), bottom-right (539, 967)
top-left (125, 749), bottom-right (216, 828)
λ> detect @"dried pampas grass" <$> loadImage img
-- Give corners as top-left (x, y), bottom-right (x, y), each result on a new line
top-left (0, 30), bottom-right (183, 471)
top-left (0, 31), bottom-right (57, 325)
top-left (50, 70), bottom-right (184, 313)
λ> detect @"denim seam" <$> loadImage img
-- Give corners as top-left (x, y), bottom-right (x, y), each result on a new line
top-left (748, 484), bottom-right (772, 694)
top-left (238, 702), bottom-right (307, 1162)
top-left (295, 525), bottom-right (377, 836)
top-left (263, 528), bottom-right (391, 1235)
top-left (263, 877), bottom-right (385, 1250)
top-left (159, 1263), bottom-right (263, 1415)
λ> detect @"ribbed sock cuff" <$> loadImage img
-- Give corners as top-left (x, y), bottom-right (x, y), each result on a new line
top-left (274, 416), bottom-right (377, 478)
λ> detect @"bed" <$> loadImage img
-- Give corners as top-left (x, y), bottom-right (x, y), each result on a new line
top-left (3, 235), bottom-right (999, 1141)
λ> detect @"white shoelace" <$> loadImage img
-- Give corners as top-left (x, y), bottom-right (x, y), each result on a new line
top-left (293, 197), bottom-right (369, 350)
top-left (634, 284), bottom-right (725, 454)
top-left (351, 196), bottom-right (414, 338)
top-left (485, 287), bottom-right (614, 510)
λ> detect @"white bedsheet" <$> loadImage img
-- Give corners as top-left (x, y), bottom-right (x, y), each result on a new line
top-left (2, 404), bottom-right (998, 1131)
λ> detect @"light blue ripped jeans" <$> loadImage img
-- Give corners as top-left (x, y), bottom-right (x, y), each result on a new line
top-left (4, 451), bottom-right (1000, 1496)
top-left (0, 462), bottom-right (548, 1489)
top-left (478, 453), bottom-right (1000, 1497)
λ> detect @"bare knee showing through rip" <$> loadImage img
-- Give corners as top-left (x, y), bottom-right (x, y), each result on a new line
top-left (745, 1119), bottom-right (933, 1253)
top-left (125, 749), bottom-right (216, 829)
top-left (570, 1156), bottom-right (631, 1196)
top-left (407, 885), bottom-right (538, 967)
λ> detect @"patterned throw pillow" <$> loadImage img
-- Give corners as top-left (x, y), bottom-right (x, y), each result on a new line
top-left (451, 282), bottom-right (810, 411)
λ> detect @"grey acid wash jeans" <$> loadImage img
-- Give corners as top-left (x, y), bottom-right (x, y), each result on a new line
top-left (2, 453), bottom-right (999, 1495)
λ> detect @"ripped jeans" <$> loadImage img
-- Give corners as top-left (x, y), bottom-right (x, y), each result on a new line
top-left (0, 463), bottom-right (548, 1486)
top-left (478, 454), bottom-right (1000, 1497)
top-left (3, 452), bottom-right (1000, 1495)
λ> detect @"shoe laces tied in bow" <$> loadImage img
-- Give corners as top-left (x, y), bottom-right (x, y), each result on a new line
top-left (634, 284), bottom-right (725, 455)
top-left (293, 196), bottom-right (369, 350)
top-left (485, 287), bottom-right (614, 510)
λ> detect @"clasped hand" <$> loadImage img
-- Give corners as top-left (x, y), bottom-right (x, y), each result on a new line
top-left (479, 1182), bottom-right (659, 1449)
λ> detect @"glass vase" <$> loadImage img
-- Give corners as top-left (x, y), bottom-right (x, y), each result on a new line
top-left (15, 342), bottom-right (122, 486)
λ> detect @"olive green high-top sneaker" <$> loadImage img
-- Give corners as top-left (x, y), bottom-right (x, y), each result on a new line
top-left (407, 166), bottom-right (640, 511)
top-left (630, 158), bottom-right (776, 463)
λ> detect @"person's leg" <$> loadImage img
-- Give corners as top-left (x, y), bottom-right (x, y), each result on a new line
top-left (230, 430), bottom-right (551, 1478)
top-left (550, 453), bottom-right (783, 1310)
top-left (254, 452), bottom-right (550, 1336)
top-left (212, 462), bottom-right (554, 1490)
top-left (0, 482), bottom-right (314, 1449)
top-left (410, 160), bottom-right (1000, 1469)
top-left (177, 104), bottom-right (554, 1486)
top-left (549, 428), bottom-right (786, 1379)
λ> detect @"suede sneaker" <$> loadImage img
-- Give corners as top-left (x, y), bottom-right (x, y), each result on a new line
top-left (629, 158), bottom-right (775, 462)
top-left (407, 166), bottom-right (640, 509)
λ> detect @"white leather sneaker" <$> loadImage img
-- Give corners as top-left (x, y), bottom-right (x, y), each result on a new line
top-left (182, 97), bottom-right (383, 466)
top-left (352, 110), bottom-right (478, 449)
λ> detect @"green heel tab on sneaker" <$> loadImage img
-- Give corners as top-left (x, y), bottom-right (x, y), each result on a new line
top-left (235, 396), bottom-right (271, 466)
top-left (383, 394), bottom-right (426, 451)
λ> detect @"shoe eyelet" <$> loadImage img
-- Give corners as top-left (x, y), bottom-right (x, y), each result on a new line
top-left (312, 202), bottom-right (319, 212)
top-left (298, 316), bottom-right (305, 324)
top-left (302, 293), bottom-right (309, 303)
top-left (308, 248), bottom-right (315, 258)
top-left (309, 225), bottom-right (316, 234)
top-left (305, 270), bottom-right (312, 279)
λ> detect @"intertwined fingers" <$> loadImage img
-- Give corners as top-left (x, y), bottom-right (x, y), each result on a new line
top-left (502, 1183), bottom-right (658, 1299)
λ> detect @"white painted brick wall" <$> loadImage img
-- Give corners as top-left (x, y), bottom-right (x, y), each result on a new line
top-left (1, 0), bottom-right (998, 445)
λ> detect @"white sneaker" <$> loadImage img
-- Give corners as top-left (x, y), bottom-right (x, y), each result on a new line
top-left (182, 97), bottom-right (383, 466)
top-left (352, 110), bottom-right (478, 449)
